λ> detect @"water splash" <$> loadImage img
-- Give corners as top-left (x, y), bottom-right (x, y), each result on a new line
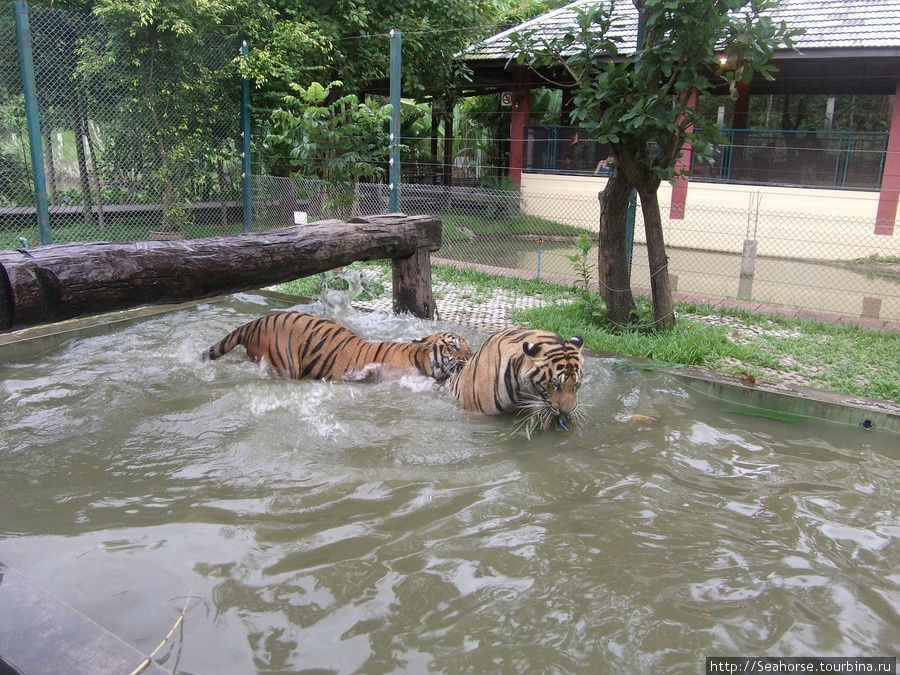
top-left (319, 270), bottom-right (365, 322)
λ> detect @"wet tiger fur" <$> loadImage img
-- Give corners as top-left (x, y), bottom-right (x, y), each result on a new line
top-left (205, 311), bottom-right (473, 382)
top-left (449, 326), bottom-right (584, 428)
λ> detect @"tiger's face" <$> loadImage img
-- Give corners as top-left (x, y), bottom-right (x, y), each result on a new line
top-left (520, 335), bottom-right (584, 427)
top-left (413, 332), bottom-right (474, 381)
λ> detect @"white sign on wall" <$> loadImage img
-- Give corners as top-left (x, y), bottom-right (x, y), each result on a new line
top-left (500, 91), bottom-right (514, 107)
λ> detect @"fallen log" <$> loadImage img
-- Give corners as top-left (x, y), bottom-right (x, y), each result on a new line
top-left (0, 213), bottom-right (441, 332)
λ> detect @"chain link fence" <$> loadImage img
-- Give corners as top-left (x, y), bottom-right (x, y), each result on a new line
top-left (264, 176), bottom-right (899, 323)
top-left (0, 1), bottom-right (244, 250)
top-left (2, 1), bottom-right (896, 325)
top-left (525, 124), bottom-right (889, 190)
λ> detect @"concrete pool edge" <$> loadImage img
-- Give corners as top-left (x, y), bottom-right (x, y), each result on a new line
top-left (0, 562), bottom-right (170, 675)
top-left (585, 348), bottom-right (900, 434)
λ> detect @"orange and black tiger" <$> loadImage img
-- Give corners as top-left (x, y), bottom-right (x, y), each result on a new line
top-left (205, 311), bottom-right (473, 382)
top-left (449, 326), bottom-right (584, 428)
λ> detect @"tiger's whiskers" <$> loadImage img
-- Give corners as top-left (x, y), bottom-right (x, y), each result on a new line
top-left (473, 397), bottom-right (576, 445)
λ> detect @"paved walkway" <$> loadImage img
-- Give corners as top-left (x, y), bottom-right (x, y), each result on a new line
top-left (355, 277), bottom-right (570, 331)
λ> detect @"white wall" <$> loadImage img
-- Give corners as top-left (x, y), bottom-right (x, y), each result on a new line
top-left (520, 173), bottom-right (896, 260)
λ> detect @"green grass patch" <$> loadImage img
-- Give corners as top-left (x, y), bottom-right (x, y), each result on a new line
top-left (515, 298), bottom-right (900, 403)
top-left (441, 212), bottom-right (590, 240)
top-left (512, 299), bottom-right (760, 366)
top-left (275, 261), bottom-right (390, 300)
top-left (2, 220), bottom-right (246, 250)
top-left (277, 275), bottom-right (323, 298)
top-left (431, 263), bottom-right (576, 302)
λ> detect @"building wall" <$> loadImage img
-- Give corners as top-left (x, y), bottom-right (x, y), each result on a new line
top-left (520, 173), bottom-right (896, 260)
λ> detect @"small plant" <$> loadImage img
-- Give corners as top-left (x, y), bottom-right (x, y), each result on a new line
top-left (162, 203), bottom-right (192, 232)
top-left (565, 233), bottom-right (606, 321)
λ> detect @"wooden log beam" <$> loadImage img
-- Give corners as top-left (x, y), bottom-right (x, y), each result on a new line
top-left (0, 214), bottom-right (441, 332)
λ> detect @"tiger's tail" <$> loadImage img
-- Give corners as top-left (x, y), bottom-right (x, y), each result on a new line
top-left (204, 324), bottom-right (249, 361)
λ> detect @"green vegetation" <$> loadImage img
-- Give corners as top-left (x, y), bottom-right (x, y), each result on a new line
top-left (514, 297), bottom-right (899, 403)
top-left (276, 264), bottom-right (387, 301)
top-left (441, 212), bottom-right (589, 242)
top-left (511, 0), bottom-right (799, 329)
top-left (1, 220), bottom-right (246, 250)
top-left (432, 262), bottom-right (575, 301)
top-left (836, 254), bottom-right (900, 281)
top-left (513, 298), bottom-right (759, 365)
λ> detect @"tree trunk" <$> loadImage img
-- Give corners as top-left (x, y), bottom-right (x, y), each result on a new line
top-left (72, 101), bottom-right (93, 227)
top-left (43, 127), bottom-right (57, 206)
top-left (392, 247), bottom-right (436, 319)
top-left (0, 214), bottom-right (442, 331)
top-left (636, 182), bottom-right (676, 330)
top-left (83, 116), bottom-right (105, 232)
top-left (64, 16), bottom-right (91, 226)
top-left (597, 170), bottom-right (635, 326)
top-left (431, 98), bottom-right (441, 184)
top-left (217, 158), bottom-right (229, 230)
top-left (443, 107), bottom-right (453, 188)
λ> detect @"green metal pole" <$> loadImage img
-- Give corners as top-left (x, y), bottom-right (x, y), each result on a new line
top-left (241, 40), bottom-right (252, 232)
top-left (15, 0), bottom-right (51, 246)
top-left (389, 29), bottom-right (401, 213)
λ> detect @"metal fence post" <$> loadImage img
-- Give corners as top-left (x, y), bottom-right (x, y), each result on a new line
top-left (389, 28), bottom-right (401, 213)
top-left (14, 0), bottom-right (51, 245)
top-left (241, 40), bottom-right (252, 233)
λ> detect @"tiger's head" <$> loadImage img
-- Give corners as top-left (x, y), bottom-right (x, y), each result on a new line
top-left (519, 333), bottom-right (585, 428)
top-left (412, 332), bottom-right (474, 381)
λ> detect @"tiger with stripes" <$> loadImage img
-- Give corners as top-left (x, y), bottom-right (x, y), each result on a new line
top-left (205, 311), bottom-right (473, 382)
top-left (449, 326), bottom-right (584, 429)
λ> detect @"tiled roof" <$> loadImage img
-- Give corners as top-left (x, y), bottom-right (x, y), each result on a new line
top-left (465, 0), bottom-right (900, 61)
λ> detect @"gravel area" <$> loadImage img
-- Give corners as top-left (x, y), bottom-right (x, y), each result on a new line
top-left (355, 279), bottom-right (571, 332)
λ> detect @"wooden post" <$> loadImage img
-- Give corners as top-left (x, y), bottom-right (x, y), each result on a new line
top-left (392, 249), bottom-right (435, 319)
top-left (0, 214), bottom-right (441, 332)
top-left (392, 215), bottom-right (438, 319)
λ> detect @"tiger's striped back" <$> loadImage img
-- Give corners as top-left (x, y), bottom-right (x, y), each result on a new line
top-left (450, 326), bottom-right (584, 424)
top-left (205, 311), bottom-right (472, 381)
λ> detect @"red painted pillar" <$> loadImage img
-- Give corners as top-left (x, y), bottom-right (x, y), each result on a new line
top-left (875, 80), bottom-right (900, 235)
top-left (508, 75), bottom-right (531, 188)
top-left (670, 90), bottom-right (698, 219)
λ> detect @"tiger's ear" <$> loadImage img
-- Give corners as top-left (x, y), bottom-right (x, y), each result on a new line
top-left (411, 337), bottom-right (425, 344)
top-left (569, 336), bottom-right (584, 349)
top-left (523, 342), bottom-right (542, 357)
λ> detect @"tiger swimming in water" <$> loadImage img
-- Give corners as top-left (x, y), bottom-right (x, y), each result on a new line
top-left (205, 311), bottom-right (473, 382)
top-left (449, 326), bottom-right (584, 428)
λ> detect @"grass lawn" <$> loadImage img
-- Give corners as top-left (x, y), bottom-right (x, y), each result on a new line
top-left (514, 298), bottom-right (900, 403)
top-left (1, 220), bottom-right (247, 249)
top-left (441, 212), bottom-right (590, 242)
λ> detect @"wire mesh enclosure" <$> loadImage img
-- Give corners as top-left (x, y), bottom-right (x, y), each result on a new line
top-left (0, 1), bottom-right (245, 249)
top-left (2, 1), bottom-right (896, 326)
top-left (524, 124), bottom-right (889, 190)
top-left (270, 177), bottom-right (898, 322)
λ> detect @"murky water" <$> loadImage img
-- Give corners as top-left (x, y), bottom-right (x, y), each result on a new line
top-left (1, 295), bottom-right (897, 673)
